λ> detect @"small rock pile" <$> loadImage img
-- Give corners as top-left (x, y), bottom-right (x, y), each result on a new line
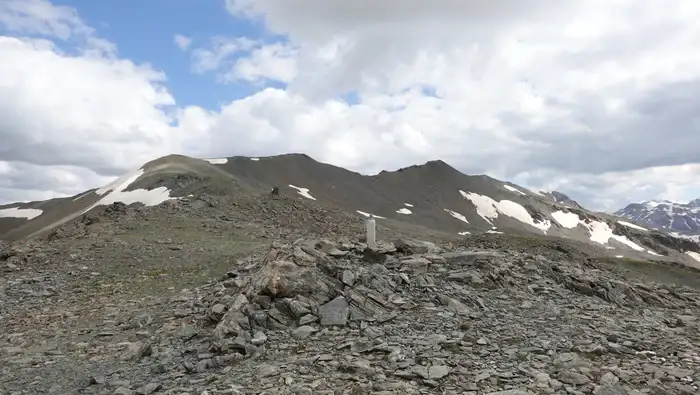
top-left (2, 237), bottom-right (700, 394)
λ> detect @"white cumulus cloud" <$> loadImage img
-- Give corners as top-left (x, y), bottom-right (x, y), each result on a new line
top-left (173, 34), bottom-right (192, 50)
top-left (2, 0), bottom-right (700, 213)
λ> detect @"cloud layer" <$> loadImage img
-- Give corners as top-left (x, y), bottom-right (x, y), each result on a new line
top-left (1, 0), bottom-right (700, 212)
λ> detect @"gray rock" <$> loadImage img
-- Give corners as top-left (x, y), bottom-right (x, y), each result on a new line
top-left (327, 248), bottom-right (348, 257)
top-left (135, 382), bottom-right (161, 395)
top-left (298, 314), bottom-right (318, 325)
top-left (428, 365), bottom-right (450, 379)
top-left (594, 384), bottom-right (627, 395)
top-left (121, 342), bottom-right (152, 361)
top-left (258, 365), bottom-right (279, 378)
top-left (292, 325), bottom-right (318, 339)
top-left (401, 256), bottom-right (431, 272)
top-left (251, 331), bottom-right (268, 345)
top-left (341, 270), bottom-right (356, 286)
top-left (437, 295), bottom-right (470, 314)
top-left (599, 372), bottom-right (619, 386)
top-left (394, 238), bottom-right (440, 254)
top-left (485, 390), bottom-right (534, 395)
top-left (318, 296), bottom-right (350, 326)
top-left (666, 367), bottom-right (694, 378)
top-left (557, 370), bottom-right (590, 385)
top-left (211, 303), bottom-right (227, 315)
top-left (363, 247), bottom-right (387, 264)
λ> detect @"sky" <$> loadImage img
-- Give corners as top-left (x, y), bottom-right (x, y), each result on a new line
top-left (1, 0), bottom-right (700, 212)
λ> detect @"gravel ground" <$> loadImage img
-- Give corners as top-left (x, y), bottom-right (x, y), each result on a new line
top-left (1, 195), bottom-right (699, 394)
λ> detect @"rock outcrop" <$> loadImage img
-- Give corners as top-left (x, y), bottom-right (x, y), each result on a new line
top-left (3, 235), bottom-right (698, 394)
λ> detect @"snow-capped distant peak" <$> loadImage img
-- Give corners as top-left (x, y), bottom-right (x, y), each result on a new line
top-left (643, 200), bottom-right (673, 209)
top-left (616, 197), bottom-right (700, 236)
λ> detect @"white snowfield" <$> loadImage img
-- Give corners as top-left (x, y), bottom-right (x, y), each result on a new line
top-left (669, 232), bottom-right (700, 243)
top-left (356, 210), bottom-right (386, 219)
top-left (288, 185), bottom-right (316, 200)
top-left (444, 209), bottom-right (469, 224)
top-left (460, 190), bottom-right (551, 232)
top-left (250, 158), bottom-right (260, 161)
top-left (503, 184), bottom-right (527, 196)
top-left (83, 168), bottom-right (174, 214)
top-left (204, 158), bottom-right (228, 165)
top-left (618, 220), bottom-right (648, 231)
top-left (404, 203), bottom-right (413, 207)
top-left (551, 211), bottom-right (581, 229)
top-left (551, 210), bottom-right (653, 254)
top-left (0, 207), bottom-right (43, 220)
top-left (687, 251), bottom-right (700, 264)
top-left (396, 208), bottom-right (412, 214)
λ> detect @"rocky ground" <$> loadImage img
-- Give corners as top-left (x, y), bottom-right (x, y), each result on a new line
top-left (1, 195), bottom-right (700, 395)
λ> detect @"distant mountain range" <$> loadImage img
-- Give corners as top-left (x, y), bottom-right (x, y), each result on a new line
top-left (615, 198), bottom-right (700, 241)
top-left (2, 153), bottom-right (700, 267)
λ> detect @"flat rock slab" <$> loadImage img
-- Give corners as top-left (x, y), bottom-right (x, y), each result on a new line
top-left (318, 296), bottom-right (350, 326)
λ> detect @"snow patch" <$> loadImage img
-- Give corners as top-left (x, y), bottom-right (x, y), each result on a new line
top-left (94, 186), bottom-right (172, 207)
top-left (444, 209), bottom-right (469, 224)
top-left (687, 251), bottom-right (700, 263)
top-left (288, 185), bottom-right (316, 200)
top-left (460, 191), bottom-right (497, 222)
top-left (460, 190), bottom-right (550, 232)
top-left (551, 210), bottom-right (648, 253)
top-left (356, 210), bottom-right (386, 219)
top-left (0, 207), bottom-right (43, 220)
top-left (618, 220), bottom-right (647, 231)
top-left (503, 184), bottom-right (526, 195)
top-left (96, 169), bottom-right (142, 195)
top-left (404, 203), bottom-right (413, 207)
top-left (551, 211), bottom-right (581, 229)
top-left (647, 249), bottom-right (661, 256)
top-left (204, 158), bottom-right (228, 165)
top-left (84, 168), bottom-right (174, 213)
top-left (669, 232), bottom-right (700, 243)
top-left (584, 220), bottom-right (645, 251)
top-left (486, 230), bottom-right (504, 234)
top-left (396, 208), bottom-right (412, 214)
top-left (458, 231), bottom-right (471, 235)
top-left (644, 200), bottom-right (663, 209)
top-left (250, 158), bottom-right (260, 161)
top-left (615, 255), bottom-right (624, 258)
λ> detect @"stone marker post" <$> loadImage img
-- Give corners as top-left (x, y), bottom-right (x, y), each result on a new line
top-left (365, 215), bottom-right (376, 247)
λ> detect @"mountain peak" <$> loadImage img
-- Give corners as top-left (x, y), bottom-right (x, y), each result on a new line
top-left (688, 197), bottom-right (700, 207)
top-left (3, 151), bottom-right (700, 266)
top-left (616, 198), bottom-right (700, 235)
top-left (547, 191), bottom-right (585, 210)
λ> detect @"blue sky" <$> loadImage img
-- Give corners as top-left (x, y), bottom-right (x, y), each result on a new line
top-left (2, 0), bottom-right (700, 210)
top-left (50, 0), bottom-right (271, 109)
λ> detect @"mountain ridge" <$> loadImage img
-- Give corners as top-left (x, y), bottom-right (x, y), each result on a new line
top-left (3, 153), bottom-right (700, 394)
top-left (2, 153), bottom-right (700, 268)
top-left (615, 197), bottom-right (700, 237)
